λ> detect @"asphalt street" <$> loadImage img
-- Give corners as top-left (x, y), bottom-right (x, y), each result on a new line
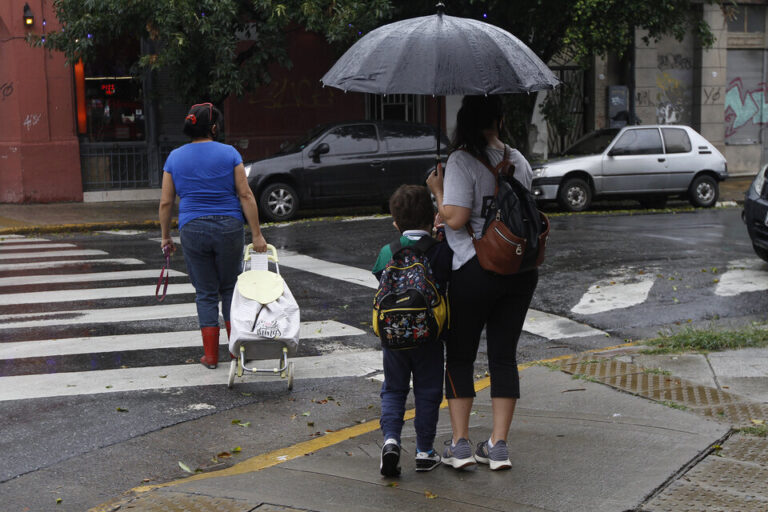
top-left (1, 206), bottom-right (767, 510)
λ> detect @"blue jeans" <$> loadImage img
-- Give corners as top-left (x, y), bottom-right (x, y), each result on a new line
top-left (180, 216), bottom-right (244, 328)
top-left (380, 342), bottom-right (444, 453)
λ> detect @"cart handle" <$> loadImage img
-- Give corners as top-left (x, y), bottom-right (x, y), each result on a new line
top-left (244, 243), bottom-right (278, 263)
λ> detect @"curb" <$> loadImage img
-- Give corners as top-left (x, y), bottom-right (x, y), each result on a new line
top-left (0, 220), bottom-right (173, 236)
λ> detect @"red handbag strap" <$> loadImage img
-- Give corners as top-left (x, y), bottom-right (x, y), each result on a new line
top-left (155, 245), bottom-right (171, 302)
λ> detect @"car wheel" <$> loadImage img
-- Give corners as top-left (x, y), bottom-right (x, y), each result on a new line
top-left (639, 196), bottom-right (668, 209)
top-left (753, 244), bottom-right (768, 263)
top-left (259, 182), bottom-right (299, 222)
top-left (558, 178), bottom-right (592, 212)
top-left (688, 175), bottom-right (718, 208)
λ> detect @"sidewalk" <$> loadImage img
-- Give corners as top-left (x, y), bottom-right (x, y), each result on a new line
top-left (0, 177), bottom-right (754, 234)
top-left (93, 345), bottom-right (768, 512)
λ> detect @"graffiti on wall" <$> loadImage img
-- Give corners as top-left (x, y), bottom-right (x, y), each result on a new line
top-left (655, 72), bottom-right (691, 125)
top-left (724, 78), bottom-right (767, 138)
top-left (1, 82), bottom-right (13, 101)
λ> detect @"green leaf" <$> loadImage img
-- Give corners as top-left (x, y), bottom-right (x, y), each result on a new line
top-left (178, 461), bottom-right (193, 473)
top-left (116, 407), bottom-right (128, 413)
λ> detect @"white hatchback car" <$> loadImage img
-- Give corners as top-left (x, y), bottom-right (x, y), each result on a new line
top-left (532, 125), bottom-right (728, 211)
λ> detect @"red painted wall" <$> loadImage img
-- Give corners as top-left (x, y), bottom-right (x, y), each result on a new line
top-left (0, 0), bottom-right (82, 203)
top-left (225, 29), bottom-right (366, 161)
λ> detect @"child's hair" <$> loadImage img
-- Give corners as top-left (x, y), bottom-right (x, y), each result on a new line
top-left (183, 102), bottom-right (223, 139)
top-left (389, 184), bottom-right (435, 233)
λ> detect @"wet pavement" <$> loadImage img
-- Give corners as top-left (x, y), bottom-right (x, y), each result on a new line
top-left (1, 175), bottom-right (767, 511)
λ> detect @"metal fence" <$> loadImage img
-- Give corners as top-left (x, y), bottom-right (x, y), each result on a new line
top-left (80, 141), bottom-right (185, 191)
top-left (547, 67), bottom-right (585, 155)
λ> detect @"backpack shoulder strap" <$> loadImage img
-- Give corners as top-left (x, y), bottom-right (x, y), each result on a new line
top-left (412, 235), bottom-right (438, 254)
top-left (388, 238), bottom-right (403, 257)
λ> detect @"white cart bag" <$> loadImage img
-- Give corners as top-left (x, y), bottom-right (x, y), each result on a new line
top-left (228, 244), bottom-right (300, 389)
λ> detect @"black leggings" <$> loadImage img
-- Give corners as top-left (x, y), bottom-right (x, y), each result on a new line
top-left (445, 257), bottom-right (538, 399)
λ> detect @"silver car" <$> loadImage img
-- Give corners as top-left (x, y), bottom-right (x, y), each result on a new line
top-left (532, 125), bottom-right (728, 211)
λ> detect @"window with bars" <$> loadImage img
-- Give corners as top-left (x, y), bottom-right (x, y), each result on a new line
top-left (365, 94), bottom-right (426, 122)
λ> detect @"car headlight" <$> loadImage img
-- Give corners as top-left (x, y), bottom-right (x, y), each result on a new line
top-left (244, 164), bottom-right (253, 177)
top-left (532, 166), bottom-right (547, 177)
top-left (753, 167), bottom-right (766, 196)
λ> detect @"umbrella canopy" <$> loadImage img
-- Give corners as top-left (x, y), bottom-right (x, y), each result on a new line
top-left (321, 7), bottom-right (559, 96)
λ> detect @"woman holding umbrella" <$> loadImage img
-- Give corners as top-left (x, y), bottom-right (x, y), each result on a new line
top-left (427, 94), bottom-right (538, 471)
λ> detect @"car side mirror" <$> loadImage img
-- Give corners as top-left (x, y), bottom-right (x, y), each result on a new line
top-left (309, 142), bottom-right (330, 162)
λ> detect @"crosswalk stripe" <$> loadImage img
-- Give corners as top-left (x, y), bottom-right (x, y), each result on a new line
top-left (280, 250), bottom-right (380, 289)
top-left (715, 258), bottom-right (768, 297)
top-left (0, 350), bottom-right (383, 402)
top-left (0, 249), bottom-right (108, 260)
top-left (571, 268), bottom-right (656, 315)
top-left (0, 303), bottom-right (197, 329)
top-left (0, 243), bottom-right (76, 251)
top-left (0, 321), bottom-right (366, 360)
top-left (523, 309), bottom-right (605, 339)
top-left (0, 283), bottom-right (198, 306)
top-left (0, 258), bottom-right (144, 272)
top-left (0, 269), bottom-right (186, 288)
top-left (0, 236), bottom-right (48, 242)
top-left (96, 230), bottom-right (147, 236)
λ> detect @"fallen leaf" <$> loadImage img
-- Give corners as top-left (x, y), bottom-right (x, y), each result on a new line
top-left (424, 490), bottom-right (438, 499)
top-left (241, 392), bottom-right (253, 397)
top-left (750, 419), bottom-right (765, 425)
top-left (290, 414), bottom-right (297, 420)
top-left (307, 421), bottom-right (315, 427)
top-left (387, 482), bottom-right (399, 487)
top-left (178, 461), bottom-right (193, 473)
top-left (159, 375), bottom-right (167, 379)
top-left (470, 411), bottom-right (477, 416)
top-left (302, 411), bottom-right (311, 416)
top-left (142, 478), bottom-right (151, 483)
top-left (116, 407), bottom-right (129, 413)
top-left (232, 446), bottom-right (242, 453)
top-left (105, 385), bottom-right (113, 389)
top-left (217, 452), bottom-right (232, 458)
top-left (231, 419), bottom-right (241, 425)
top-left (237, 421), bottom-right (251, 428)
top-left (318, 399), bottom-right (328, 404)
top-left (56, 498), bottom-right (62, 504)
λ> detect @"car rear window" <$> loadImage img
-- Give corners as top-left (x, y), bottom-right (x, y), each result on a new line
top-left (320, 124), bottom-right (379, 155)
top-left (661, 128), bottom-right (692, 154)
top-left (381, 124), bottom-right (437, 153)
top-left (611, 128), bottom-right (663, 155)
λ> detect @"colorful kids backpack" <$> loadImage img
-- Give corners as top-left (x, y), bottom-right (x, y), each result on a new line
top-left (372, 236), bottom-right (448, 350)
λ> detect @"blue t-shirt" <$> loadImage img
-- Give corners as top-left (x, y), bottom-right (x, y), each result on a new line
top-left (163, 141), bottom-right (244, 228)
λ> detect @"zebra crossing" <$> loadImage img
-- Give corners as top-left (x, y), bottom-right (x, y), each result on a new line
top-left (3, 231), bottom-right (763, 404)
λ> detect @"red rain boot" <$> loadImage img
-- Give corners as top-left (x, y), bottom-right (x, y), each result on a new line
top-left (200, 326), bottom-right (220, 369)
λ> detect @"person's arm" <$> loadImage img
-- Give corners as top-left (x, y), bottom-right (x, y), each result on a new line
top-left (426, 163), bottom-right (471, 230)
top-left (234, 163), bottom-right (267, 252)
top-left (158, 171), bottom-right (177, 254)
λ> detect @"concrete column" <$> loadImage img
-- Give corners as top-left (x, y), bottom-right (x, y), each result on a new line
top-left (592, 55), bottom-right (609, 130)
top-left (634, 28), bottom-right (658, 125)
top-left (697, 4), bottom-right (727, 153)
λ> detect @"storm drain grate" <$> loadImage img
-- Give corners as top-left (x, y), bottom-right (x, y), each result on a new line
top-left (700, 402), bottom-right (768, 427)
top-left (640, 384), bottom-right (740, 408)
top-left (684, 456), bottom-right (768, 497)
top-left (558, 357), bottom-right (642, 379)
top-left (643, 479), bottom-right (768, 512)
top-left (720, 434), bottom-right (768, 465)
top-left (89, 491), bottom-right (255, 512)
top-left (598, 372), bottom-right (685, 394)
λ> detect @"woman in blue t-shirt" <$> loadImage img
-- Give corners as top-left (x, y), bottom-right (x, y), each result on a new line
top-left (159, 102), bottom-right (267, 369)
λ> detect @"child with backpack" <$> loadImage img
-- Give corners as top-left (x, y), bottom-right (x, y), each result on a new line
top-left (371, 184), bottom-right (452, 477)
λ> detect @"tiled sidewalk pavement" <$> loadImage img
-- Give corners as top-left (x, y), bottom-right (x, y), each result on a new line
top-left (548, 351), bottom-right (768, 511)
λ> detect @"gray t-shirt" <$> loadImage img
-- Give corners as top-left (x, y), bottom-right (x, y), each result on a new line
top-left (442, 145), bottom-right (533, 270)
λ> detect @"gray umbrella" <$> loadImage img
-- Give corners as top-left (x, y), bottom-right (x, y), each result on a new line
top-left (320, 4), bottom-right (559, 96)
top-left (321, 3), bottom-right (558, 160)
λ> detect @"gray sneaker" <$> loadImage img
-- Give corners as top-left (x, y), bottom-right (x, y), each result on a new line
top-left (474, 439), bottom-right (512, 470)
top-left (442, 438), bottom-right (476, 469)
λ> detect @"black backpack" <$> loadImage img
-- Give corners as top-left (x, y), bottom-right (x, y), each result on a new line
top-left (465, 148), bottom-right (550, 275)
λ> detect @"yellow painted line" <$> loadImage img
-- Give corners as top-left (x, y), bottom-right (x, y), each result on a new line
top-left (132, 340), bottom-right (641, 494)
